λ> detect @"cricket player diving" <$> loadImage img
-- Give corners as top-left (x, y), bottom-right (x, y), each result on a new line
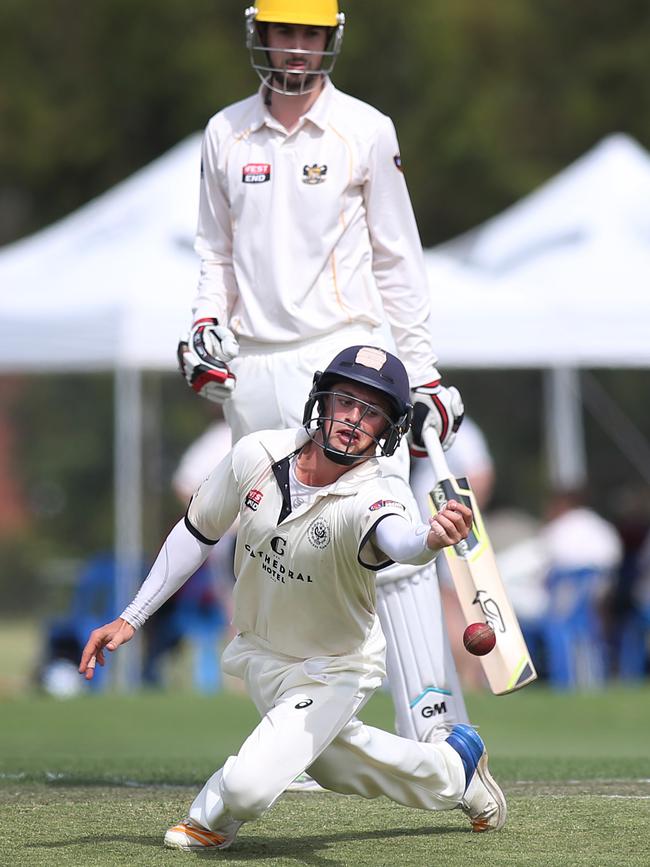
top-left (177, 0), bottom-right (470, 754)
top-left (80, 346), bottom-right (506, 851)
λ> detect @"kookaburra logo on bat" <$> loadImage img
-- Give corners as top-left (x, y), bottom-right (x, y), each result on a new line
top-left (473, 590), bottom-right (506, 633)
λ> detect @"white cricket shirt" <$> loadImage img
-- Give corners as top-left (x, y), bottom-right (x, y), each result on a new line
top-left (186, 427), bottom-right (411, 658)
top-left (192, 78), bottom-right (438, 385)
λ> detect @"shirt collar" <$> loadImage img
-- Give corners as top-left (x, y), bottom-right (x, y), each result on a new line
top-left (262, 427), bottom-right (383, 495)
top-left (301, 77), bottom-right (334, 131)
top-left (251, 77), bottom-right (334, 134)
top-left (259, 427), bottom-right (311, 462)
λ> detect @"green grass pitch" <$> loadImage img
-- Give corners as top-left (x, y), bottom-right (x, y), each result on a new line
top-left (1, 684), bottom-right (649, 866)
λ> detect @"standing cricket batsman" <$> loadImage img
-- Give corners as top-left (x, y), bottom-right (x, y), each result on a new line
top-left (80, 347), bottom-right (506, 851)
top-left (177, 0), bottom-right (469, 750)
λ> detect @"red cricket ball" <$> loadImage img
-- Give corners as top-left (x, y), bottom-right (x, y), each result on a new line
top-left (463, 622), bottom-right (496, 656)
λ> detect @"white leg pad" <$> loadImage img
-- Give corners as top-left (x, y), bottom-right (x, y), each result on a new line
top-left (376, 561), bottom-right (469, 741)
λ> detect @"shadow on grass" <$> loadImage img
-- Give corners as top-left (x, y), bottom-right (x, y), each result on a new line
top-left (26, 823), bottom-right (468, 863)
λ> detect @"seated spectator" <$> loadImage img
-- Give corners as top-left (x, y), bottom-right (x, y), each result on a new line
top-left (540, 488), bottom-right (623, 689)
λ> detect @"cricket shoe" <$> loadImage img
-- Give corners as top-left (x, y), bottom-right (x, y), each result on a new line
top-left (424, 721), bottom-right (455, 744)
top-left (446, 724), bottom-right (507, 832)
top-left (285, 772), bottom-right (328, 793)
top-left (164, 816), bottom-right (242, 850)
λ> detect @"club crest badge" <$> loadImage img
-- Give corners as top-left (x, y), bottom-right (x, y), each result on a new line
top-left (302, 163), bottom-right (328, 185)
top-left (307, 517), bottom-right (330, 549)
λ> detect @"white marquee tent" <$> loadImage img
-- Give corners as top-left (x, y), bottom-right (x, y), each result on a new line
top-left (2, 131), bottom-right (650, 682)
top-left (0, 134), bottom-right (650, 371)
top-left (422, 132), bottom-right (650, 488)
top-left (423, 132), bottom-right (650, 368)
top-left (3, 132), bottom-right (649, 373)
top-left (0, 134), bottom-right (202, 371)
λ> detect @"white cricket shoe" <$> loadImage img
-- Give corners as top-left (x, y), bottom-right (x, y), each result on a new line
top-left (445, 724), bottom-right (507, 832)
top-left (164, 816), bottom-right (242, 850)
top-left (285, 772), bottom-right (328, 793)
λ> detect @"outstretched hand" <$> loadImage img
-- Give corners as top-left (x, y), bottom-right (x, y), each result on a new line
top-left (78, 618), bottom-right (135, 681)
top-left (426, 499), bottom-right (473, 551)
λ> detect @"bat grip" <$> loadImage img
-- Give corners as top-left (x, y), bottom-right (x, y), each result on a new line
top-left (422, 427), bottom-right (452, 483)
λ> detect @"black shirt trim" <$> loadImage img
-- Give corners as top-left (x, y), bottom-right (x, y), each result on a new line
top-left (271, 449), bottom-right (301, 525)
top-left (357, 514), bottom-right (397, 572)
top-left (184, 512), bottom-right (219, 546)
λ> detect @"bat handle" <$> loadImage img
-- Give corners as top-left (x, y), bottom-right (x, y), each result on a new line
top-left (422, 428), bottom-right (453, 484)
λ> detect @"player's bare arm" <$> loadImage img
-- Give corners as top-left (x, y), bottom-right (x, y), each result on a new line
top-left (78, 618), bottom-right (135, 681)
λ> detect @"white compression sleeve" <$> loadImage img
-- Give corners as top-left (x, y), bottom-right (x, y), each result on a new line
top-left (374, 514), bottom-right (436, 566)
top-left (121, 519), bottom-right (213, 629)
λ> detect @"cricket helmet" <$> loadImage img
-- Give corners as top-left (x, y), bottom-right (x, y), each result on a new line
top-left (303, 345), bottom-right (413, 465)
top-left (245, 2), bottom-right (345, 96)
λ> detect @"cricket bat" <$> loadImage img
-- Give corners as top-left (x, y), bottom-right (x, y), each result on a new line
top-left (423, 427), bottom-right (537, 695)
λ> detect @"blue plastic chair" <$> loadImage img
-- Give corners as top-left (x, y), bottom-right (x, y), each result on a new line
top-left (543, 567), bottom-right (608, 689)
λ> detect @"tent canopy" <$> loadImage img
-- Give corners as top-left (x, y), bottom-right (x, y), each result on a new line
top-left (424, 133), bottom-right (650, 368)
top-left (0, 135), bottom-right (202, 371)
top-left (1, 132), bottom-right (650, 372)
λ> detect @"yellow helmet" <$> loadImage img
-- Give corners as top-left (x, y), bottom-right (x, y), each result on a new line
top-left (245, 3), bottom-right (345, 96)
top-left (253, 0), bottom-right (340, 27)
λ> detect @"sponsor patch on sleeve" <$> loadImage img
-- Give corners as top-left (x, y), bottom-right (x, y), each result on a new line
top-left (369, 499), bottom-right (406, 512)
top-left (245, 488), bottom-right (264, 511)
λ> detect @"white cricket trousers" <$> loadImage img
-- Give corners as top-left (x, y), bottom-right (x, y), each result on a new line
top-left (222, 326), bottom-right (469, 740)
top-left (189, 629), bottom-right (465, 831)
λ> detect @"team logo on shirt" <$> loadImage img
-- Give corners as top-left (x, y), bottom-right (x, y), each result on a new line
top-left (307, 517), bottom-right (330, 549)
top-left (302, 163), bottom-right (328, 185)
top-left (369, 499), bottom-right (406, 512)
top-left (242, 163), bottom-right (271, 183)
top-left (245, 488), bottom-right (264, 511)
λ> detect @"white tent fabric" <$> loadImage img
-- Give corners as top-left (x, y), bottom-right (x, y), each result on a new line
top-left (1, 131), bottom-right (649, 372)
top-left (424, 133), bottom-right (650, 368)
top-left (0, 134), bottom-right (202, 371)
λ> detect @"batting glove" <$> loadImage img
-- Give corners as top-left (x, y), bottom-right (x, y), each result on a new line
top-left (177, 335), bottom-right (236, 405)
top-left (409, 376), bottom-right (465, 454)
top-left (190, 317), bottom-right (239, 364)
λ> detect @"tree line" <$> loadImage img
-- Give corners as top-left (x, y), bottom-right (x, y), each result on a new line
top-left (1, 0), bottom-right (649, 246)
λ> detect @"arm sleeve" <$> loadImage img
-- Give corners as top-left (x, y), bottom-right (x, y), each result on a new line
top-left (120, 519), bottom-right (213, 629)
top-left (192, 127), bottom-right (239, 325)
top-left (364, 116), bottom-right (439, 385)
top-left (374, 513), bottom-right (437, 566)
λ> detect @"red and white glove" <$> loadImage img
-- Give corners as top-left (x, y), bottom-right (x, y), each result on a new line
top-left (409, 375), bottom-right (464, 455)
top-left (177, 317), bottom-right (238, 403)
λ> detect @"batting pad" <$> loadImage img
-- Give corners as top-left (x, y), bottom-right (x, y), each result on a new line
top-left (376, 562), bottom-right (469, 741)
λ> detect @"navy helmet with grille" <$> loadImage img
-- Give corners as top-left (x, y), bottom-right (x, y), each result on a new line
top-left (303, 345), bottom-right (413, 464)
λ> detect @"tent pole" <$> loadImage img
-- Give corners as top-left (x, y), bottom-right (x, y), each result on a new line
top-left (113, 366), bottom-right (143, 691)
top-left (544, 367), bottom-right (587, 490)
